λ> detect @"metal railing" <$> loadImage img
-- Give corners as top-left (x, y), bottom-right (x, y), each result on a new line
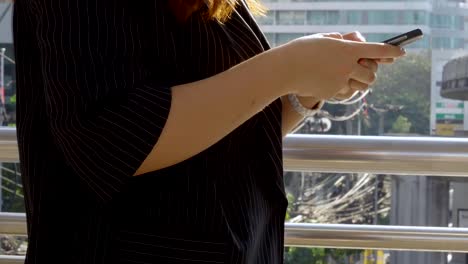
top-left (0, 128), bottom-right (18, 163)
top-left (0, 128), bottom-right (467, 262)
top-left (286, 223), bottom-right (468, 252)
top-left (283, 134), bottom-right (468, 176)
top-left (0, 256), bottom-right (23, 264)
top-left (0, 213), bottom-right (25, 235)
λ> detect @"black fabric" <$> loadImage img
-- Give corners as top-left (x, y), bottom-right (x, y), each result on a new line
top-left (14, 0), bottom-right (287, 263)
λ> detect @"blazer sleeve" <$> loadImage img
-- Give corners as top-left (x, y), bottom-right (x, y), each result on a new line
top-left (32, 1), bottom-right (173, 203)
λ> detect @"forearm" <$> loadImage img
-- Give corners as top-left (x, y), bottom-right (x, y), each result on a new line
top-left (282, 96), bottom-right (321, 137)
top-left (136, 50), bottom-right (288, 175)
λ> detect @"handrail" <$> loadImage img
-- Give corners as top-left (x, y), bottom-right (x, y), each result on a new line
top-left (0, 213), bottom-right (26, 235)
top-left (1, 128), bottom-right (468, 176)
top-left (0, 256), bottom-right (24, 264)
top-left (1, 213), bottom-right (468, 254)
top-left (283, 134), bottom-right (468, 177)
top-left (0, 128), bottom-right (18, 163)
top-left (285, 223), bottom-right (468, 252)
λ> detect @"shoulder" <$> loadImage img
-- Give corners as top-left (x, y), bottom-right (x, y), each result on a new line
top-left (234, 0), bottom-right (271, 51)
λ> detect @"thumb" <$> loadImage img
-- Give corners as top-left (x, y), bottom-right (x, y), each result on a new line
top-left (351, 41), bottom-right (406, 59)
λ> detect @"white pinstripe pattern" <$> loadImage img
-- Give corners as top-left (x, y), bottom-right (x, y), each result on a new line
top-left (14, 0), bottom-right (287, 263)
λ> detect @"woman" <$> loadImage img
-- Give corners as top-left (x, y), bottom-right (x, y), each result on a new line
top-left (13, 0), bottom-right (404, 263)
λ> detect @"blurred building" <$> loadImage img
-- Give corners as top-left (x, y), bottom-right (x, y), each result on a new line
top-left (441, 55), bottom-right (468, 133)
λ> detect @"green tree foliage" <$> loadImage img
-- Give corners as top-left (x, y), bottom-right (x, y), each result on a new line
top-left (284, 247), bottom-right (326, 264)
top-left (318, 51), bottom-right (431, 136)
top-left (390, 115), bottom-right (412, 133)
top-left (364, 52), bottom-right (431, 135)
top-left (284, 247), bottom-right (362, 264)
top-left (285, 193), bottom-right (295, 221)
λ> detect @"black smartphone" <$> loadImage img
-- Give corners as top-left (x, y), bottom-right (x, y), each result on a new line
top-left (382, 29), bottom-right (424, 47)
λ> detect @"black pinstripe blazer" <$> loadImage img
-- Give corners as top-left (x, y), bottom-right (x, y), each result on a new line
top-left (14, 0), bottom-right (287, 263)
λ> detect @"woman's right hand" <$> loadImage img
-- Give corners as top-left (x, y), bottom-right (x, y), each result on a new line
top-left (275, 35), bottom-right (406, 99)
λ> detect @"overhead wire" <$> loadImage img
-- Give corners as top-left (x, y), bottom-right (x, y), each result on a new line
top-left (326, 90), bottom-right (370, 105)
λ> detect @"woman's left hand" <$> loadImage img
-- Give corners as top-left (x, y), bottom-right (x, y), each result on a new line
top-left (333, 31), bottom-right (380, 100)
top-left (342, 31), bottom-right (395, 64)
top-left (296, 31), bottom-right (393, 102)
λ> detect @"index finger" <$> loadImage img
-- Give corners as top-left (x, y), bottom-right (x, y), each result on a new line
top-left (350, 41), bottom-right (406, 59)
top-left (343, 31), bottom-right (366, 42)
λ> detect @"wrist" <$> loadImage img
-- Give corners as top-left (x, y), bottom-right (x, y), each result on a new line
top-left (240, 48), bottom-right (290, 100)
top-left (287, 94), bottom-right (324, 118)
top-left (269, 45), bottom-right (297, 96)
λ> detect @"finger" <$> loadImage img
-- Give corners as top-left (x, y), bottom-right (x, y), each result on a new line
top-left (349, 64), bottom-right (377, 85)
top-left (359, 59), bottom-right (378, 73)
top-left (349, 79), bottom-right (369, 91)
top-left (333, 87), bottom-right (352, 100)
top-left (376, 58), bottom-right (395, 64)
top-left (343, 31), bottom-right (366, 42)
top-left (351, 42), bottom-right (406, 59)
top-left (323, 32), bottom-right (343, 39)
top-left (334, 85), bottom-right (363, 100)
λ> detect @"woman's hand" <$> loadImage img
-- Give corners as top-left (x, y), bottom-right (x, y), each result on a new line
top-left (342, 31), bottom-right (397, 65)
top-left (276, 32), bottom-right (405, 100)
top-left (334, 31), bottom-right (380, 100)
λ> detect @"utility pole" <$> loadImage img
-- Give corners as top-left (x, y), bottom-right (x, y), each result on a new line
top-left (0, 48), bottom-right (5, 211)
top-left (357, 101), bottom-right (362, 136)
top-left (378, 113), bottom-right (385, 135)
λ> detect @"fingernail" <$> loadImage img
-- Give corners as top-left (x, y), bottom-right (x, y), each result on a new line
top-left (357, 32), bottom-right (366, 41)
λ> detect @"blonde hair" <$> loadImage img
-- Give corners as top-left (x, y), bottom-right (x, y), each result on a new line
top-left (168, 0), bottom-right (265, 22)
